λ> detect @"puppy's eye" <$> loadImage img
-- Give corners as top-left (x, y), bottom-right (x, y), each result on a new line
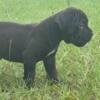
top-left (79, 24), bottom-right (84, 30)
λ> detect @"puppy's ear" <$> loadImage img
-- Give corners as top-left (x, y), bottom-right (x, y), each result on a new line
top-left (55, 12), bottom-right (72, 43)
top-left (55, 13), bottom-right (66, 32)
top-left (55, 12), bottom-right (71, 33)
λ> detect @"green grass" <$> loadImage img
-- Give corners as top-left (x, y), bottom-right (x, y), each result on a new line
top-left (0, 0), bottom-right (100, 100)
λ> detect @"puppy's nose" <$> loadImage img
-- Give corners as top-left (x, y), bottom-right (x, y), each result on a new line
top-left (88, 28), bottom-right (93, 37)
top-left (89, 28), bottom-right (93, 34)
top-left (89, 31), bottom-right (93, 41)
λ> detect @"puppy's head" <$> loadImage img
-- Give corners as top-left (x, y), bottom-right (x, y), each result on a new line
top-left (55, 7), bottom-right (93, 47)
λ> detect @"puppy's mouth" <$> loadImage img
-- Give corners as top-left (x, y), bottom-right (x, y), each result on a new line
top-left (72, 32), bottom-right (93, 47)
top-left (74, 41), bottom-right (89, 47)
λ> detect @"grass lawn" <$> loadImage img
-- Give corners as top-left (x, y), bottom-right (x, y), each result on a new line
top-left (0, 0), bottom-right (100, 100)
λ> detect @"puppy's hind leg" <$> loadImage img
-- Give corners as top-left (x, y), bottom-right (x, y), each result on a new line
top-left (23, 51), bottom-right (36, 88)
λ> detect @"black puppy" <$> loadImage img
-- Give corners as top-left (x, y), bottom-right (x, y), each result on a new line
top-left (0, 7), bottom-right (92, 88)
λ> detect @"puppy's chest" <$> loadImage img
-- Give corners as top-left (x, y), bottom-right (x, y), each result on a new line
top-left (46, 48), bottom-right (56, 57)
top-left (34, 44), bottom-right (58, 61)
top-left (34, 48), bottom-right (57, 62)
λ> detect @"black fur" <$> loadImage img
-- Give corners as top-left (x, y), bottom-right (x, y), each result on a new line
top-left (0, 7), bottom-right (93, 88)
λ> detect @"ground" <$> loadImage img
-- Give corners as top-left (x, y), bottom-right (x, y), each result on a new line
top-left (0, 0), bottom-right (100, 100)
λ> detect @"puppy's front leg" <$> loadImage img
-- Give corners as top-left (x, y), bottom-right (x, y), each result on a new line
top-left (43, 54), bottom-right (59, 83)
top-left (23, 51), bottom-right (36, 88)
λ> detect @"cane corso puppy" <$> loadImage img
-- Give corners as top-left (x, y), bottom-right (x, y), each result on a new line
top-left (0, 7), bottom-right (92, 88)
